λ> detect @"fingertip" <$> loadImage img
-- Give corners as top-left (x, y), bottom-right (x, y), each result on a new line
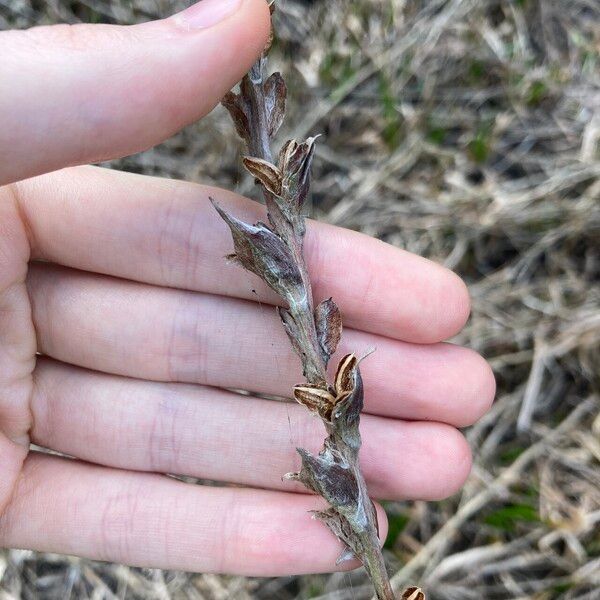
top-left (375, 502), bottom-right (389, 546)
top-left (368, 420), bottom-right (472, 502)
top-left (427, 344), bottom-right (496, 428)
top-left (210, 0), bottom-right (272, 73)
top-left (446, 271), bottom-right (472, 335)
top-left (463, 351), bottom-right (496, 426)
top-left (423, 269), bottom-right (471, 343)
top-left (243, 0), bottom-right (272, 44)
top-left (146, 0), bottom-right (272, 140)
top-left (427, 426), bottom-right (472, 500)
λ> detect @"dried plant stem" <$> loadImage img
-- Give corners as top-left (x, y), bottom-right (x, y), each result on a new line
top-left (226, 55), bottom-right (326, 385)
top-left (214, 13), bottom-right (398, 600)
top-left (242, 61), bottom-right (327, 386)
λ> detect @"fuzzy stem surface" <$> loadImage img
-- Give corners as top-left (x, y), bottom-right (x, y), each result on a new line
top-left (215, 15), bottom-right (399, 599)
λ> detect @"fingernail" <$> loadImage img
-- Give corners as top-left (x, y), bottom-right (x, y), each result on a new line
top-left (174, 0), bottom-right (242, 29)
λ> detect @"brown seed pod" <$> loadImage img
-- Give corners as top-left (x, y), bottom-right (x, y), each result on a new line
top-left (293, 384), bottom-right (336, 416)
top-left (334, 354), bottom-right (358, 396)
top-left (242, 156), bottom-right (283, 196)
top-left (402, 587), bottom-right (425, 600)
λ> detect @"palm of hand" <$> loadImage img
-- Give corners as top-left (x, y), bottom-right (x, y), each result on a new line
top-left (0, 0), bottom-right (495, 577)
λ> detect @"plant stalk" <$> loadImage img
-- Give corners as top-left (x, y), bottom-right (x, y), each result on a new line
top-left (214, 12), bottom-right (400, 599)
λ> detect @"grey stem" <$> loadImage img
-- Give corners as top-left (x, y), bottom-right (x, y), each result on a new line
top-left (216, 22), bottom-right (400, 597)
top-left (246, 53), bottom-right (394, 599)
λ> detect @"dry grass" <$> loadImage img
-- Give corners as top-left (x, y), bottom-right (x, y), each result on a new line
top-left (1, 0), bottom-right (599, 598)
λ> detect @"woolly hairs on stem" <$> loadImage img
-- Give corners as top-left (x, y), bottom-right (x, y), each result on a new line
top-left (212, 6), bottom-right (423, 600)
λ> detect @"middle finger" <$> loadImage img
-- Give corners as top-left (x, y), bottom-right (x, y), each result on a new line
top-left (27, 263), bottom-right (495, 426)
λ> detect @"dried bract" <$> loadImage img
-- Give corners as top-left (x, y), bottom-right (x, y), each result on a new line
top-left (221, 91), bottom-right (251, 148)
top-left (314, 297), bottom-right (342, 365)
top-left (210, 199), bottom-right (303, 300)
top-left (263, 72), bottom-right (286, 138)
top-left (279, 137), bottom-right (317, 213)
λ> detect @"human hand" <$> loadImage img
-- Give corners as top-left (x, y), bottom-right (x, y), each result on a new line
top-left (0, 0), bottom-right (495, 576)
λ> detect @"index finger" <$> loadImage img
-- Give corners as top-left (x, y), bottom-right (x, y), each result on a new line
top-left (14, 166), bottom-right (470, 343)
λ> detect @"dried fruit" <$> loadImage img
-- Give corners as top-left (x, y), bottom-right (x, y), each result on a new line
top-left (402, 587), bottom-right (425, 600)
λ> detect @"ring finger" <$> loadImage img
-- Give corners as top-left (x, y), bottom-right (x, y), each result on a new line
top-left (31, 358), bottom-right (472, 501)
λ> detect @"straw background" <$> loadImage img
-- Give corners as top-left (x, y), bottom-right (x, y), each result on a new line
top-left (1, 1), bottom-right (599, 598)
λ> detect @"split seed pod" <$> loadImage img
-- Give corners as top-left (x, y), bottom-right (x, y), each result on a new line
top-left (402, 587), bottom-right (425, 600)
top-left (293, 353), bottom-right (358, 421)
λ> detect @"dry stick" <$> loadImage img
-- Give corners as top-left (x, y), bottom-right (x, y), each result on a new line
top-left (289, 0), bottom-right (473, 143)
top-left (210, 12), bottom-right (409, 600)
top-left (384, 396), bottom-right (598, 596)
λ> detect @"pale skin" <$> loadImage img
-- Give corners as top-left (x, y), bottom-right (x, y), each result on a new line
top-left (0, 0), bottom-right (495, 577)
